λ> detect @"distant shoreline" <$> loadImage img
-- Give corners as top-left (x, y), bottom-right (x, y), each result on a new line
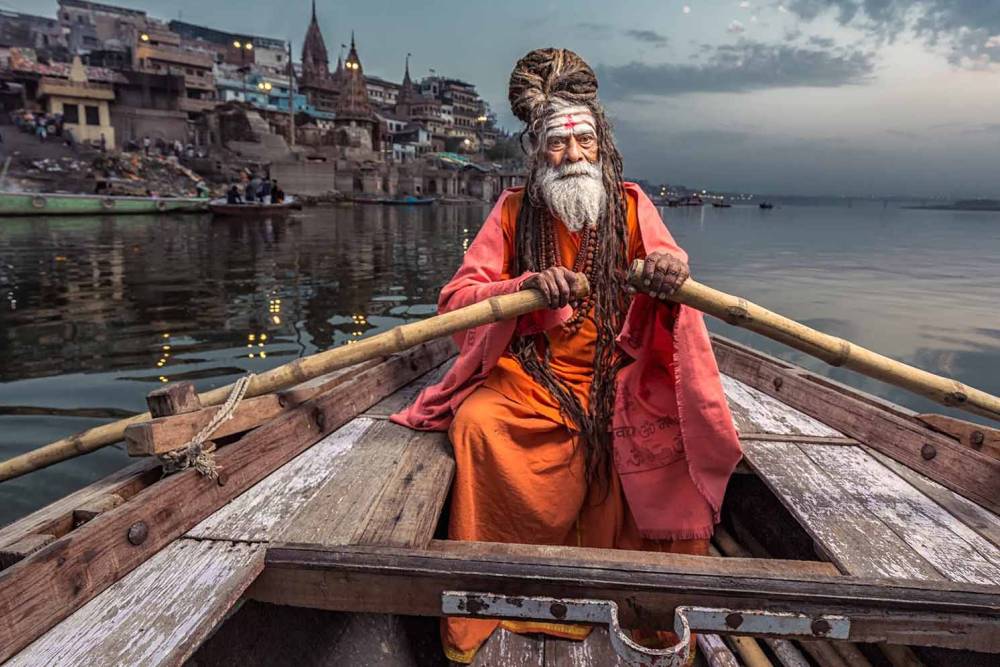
top-left (903, 203), bottom-right (1000, 212)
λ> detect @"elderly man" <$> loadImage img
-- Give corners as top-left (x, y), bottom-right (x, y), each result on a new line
top-left (392, 48), bottom-right (741, 663)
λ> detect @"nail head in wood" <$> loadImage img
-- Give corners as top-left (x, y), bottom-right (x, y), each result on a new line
top-left (920, 444), bottom-right (937, 460)
top-left (127, 521), bottom-right (148, 545)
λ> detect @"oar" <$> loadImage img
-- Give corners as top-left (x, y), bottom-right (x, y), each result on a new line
top-left (0, 276), bottom-right (591, 483)
top-left (626, 259), bottom-right (1000, 422)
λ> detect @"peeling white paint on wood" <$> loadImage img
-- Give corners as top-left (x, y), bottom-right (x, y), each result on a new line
top-left (187, 418), bottom-right (376, 542)
top-left (8, 539), bottom-right (263, 667)
top-left (721, 375), bottom-right (841, 437)
top-left (744, 440), bottom-right (943, 579)
top-left (474, 627), bottom-right (544, 666)
top-left (545, 627), bottom-right (628, 666)
top-left (864, 447), bottom-right (1000, 550)
top-left (799, 444), bottom-right (1000, 584)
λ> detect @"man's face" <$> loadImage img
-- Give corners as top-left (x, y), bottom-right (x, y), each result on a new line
top-left (545, 130), bottom-right (599, 168)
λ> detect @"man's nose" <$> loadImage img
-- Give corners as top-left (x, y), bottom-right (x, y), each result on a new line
top-left (565, 136), bottom-right (584, 162)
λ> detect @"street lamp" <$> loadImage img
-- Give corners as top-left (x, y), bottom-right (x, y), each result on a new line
top-left (139, 33), bottom-right (150, 42)
top-left (256, 80), bottom-right (272, 107)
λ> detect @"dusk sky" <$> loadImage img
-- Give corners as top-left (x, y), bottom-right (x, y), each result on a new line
top-left (6, 1), bottom-right (1000, 197)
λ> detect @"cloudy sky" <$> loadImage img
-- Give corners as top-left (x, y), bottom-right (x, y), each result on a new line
top-left (6, 1), bottom-right (1000, 197)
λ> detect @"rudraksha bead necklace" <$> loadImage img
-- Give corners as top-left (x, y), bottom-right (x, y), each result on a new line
top-left (542, 217), bottom-right (597, 335)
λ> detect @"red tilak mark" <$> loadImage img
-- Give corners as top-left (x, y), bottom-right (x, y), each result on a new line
top-left (562, 114), bottom-right (578, 130)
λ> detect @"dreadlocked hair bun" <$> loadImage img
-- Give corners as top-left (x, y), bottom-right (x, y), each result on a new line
top-left (508, 48), bottom-right (598, 126)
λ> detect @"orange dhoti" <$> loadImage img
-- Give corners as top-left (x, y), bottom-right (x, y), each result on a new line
top-left (443, 210), bottom-right (708, 663)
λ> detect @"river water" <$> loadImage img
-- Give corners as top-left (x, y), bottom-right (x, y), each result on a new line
top-left (1, 202), bottom-right (998, 526)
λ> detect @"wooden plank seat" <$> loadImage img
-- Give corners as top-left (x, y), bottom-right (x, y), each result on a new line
top-left (4, 352), bottom-right (456, 666)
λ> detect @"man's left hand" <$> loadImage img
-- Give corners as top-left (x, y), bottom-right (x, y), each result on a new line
top-left (629, 252), bottom-right (690, 300)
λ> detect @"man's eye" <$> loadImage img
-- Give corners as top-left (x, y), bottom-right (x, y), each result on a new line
top-left (578, 134), bottom-right (596, 147)
top-left (548, 138), bottom-right (566, 150)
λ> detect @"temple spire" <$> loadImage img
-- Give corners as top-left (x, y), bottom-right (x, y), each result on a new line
top-left (311, 0), bottom-right (316, 22)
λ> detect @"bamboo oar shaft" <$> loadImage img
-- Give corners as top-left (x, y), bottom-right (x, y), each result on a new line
top-left (0, 277), bottom-right (589, 483)
top-left (628, 259), bottom-right (1000, 422)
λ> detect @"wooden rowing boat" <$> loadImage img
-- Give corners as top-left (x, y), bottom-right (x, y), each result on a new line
top-left (0, 191), bottom-right (209, 216)
top-left (0, 334), bottom-right (996, 666)
top-left (209, 197), bottom-right (301, 217)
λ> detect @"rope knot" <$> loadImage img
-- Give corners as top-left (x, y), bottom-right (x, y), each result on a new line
top-left (158, 373), bottom-right (255, 479)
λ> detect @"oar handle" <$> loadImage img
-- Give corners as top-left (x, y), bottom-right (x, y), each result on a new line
top-left (626, 259), bottom-right (1000, 422)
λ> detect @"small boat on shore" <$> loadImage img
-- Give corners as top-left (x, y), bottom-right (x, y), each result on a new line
top-left (759, 201), bottom-right (774, 209)
top-left (346, 195), bottom-right (436, 206)
top-left (209, 197), bottom-right (300, 217)
top-left (0, 191), bottom-right (209, 217)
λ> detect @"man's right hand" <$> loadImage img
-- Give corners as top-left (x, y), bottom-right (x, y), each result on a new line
top-left (522, 266), bottom-right (580, 309)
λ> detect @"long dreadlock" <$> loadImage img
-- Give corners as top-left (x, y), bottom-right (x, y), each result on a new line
top-left (507, 48), bottom-right (632, 487)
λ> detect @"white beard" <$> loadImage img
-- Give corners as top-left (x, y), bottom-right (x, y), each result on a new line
top-left (536, 160), bottom-right (606, 233)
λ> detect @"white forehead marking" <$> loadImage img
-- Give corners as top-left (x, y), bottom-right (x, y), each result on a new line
top-left (544, 107), bottom-right (597, 138)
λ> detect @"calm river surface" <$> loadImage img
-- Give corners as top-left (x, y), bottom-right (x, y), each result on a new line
top-left (1, 201), bottom-right (998, 525)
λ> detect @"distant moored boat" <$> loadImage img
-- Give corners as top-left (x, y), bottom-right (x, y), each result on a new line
top-left (0, 191), bottom-right (209, 217)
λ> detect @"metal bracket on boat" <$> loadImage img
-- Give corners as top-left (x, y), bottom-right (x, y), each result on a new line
top-left (442, 591), bottom-right (850, 667)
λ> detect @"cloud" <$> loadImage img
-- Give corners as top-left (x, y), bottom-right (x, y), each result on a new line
top-left (625, 29), bottom-right (669, 47)
top-left (576, 21), bottom-right (612, 36)
top-left (596, 40), bottom-right (875, 99)
top-left (782, 1), bottom-right (1000, 64)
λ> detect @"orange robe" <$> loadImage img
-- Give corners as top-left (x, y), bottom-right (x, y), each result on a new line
top-left (444, 191), bottom-right (709, 663)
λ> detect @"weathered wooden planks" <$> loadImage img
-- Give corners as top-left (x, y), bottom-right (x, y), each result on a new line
top-left (279, 422), bottom-right (453, 549)
top-left (186, 418), bottom-right (378, 543)
top-left (362, 363), bottom-right (450, 418)
top-left (253, 541), bottom-right (1000, 651)
top-left (353, 431), bottom-right (454, 548)
top-left (864, 447), bottom-right (1000, 550)
top-left (0, 459), bottom-right (161, 568)
top-left (473, 627), bottom-right (545, 667)
top-left (544, 628), bottom-right (628, 666)
top-left (741, 441), bottom-right (944, 579)
top-left (916, 413), bottom-right (1000, 460)
top-left (125, 361), bottom-right (383, 456)
top-left (715, 338), bottom-right (1000, 513)
top-left (6, 539), bottom-right (264, 667)
top-left (0, 341), bottom-right (453, 664)
top-left (798, 444), bottom-right (1000, 583)
top-left (721, 374), bottom-right (841, 437)
top-left (744, 435), bottom-right (1000, 585)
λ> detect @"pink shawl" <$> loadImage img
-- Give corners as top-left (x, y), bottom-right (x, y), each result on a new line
top-left (391, 184), bottom-right (742, 539)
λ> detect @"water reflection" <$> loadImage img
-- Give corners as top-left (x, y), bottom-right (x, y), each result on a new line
top-left (0, 204), bottom-right (487, 523)
top-left (0, 201), bottom-right (998, 525)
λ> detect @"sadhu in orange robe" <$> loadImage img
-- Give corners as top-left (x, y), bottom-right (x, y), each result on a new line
top-left (391, 184), bottom-right (742, 663)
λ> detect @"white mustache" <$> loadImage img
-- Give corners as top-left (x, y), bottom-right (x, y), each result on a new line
top-left (555, 161), bottom-right (601, 179)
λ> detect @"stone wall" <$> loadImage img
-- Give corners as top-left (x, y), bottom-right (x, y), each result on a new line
top-left (271, 160), bottom-right (337, 196)
top-left (111, 106), bottom-right (188, 146)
